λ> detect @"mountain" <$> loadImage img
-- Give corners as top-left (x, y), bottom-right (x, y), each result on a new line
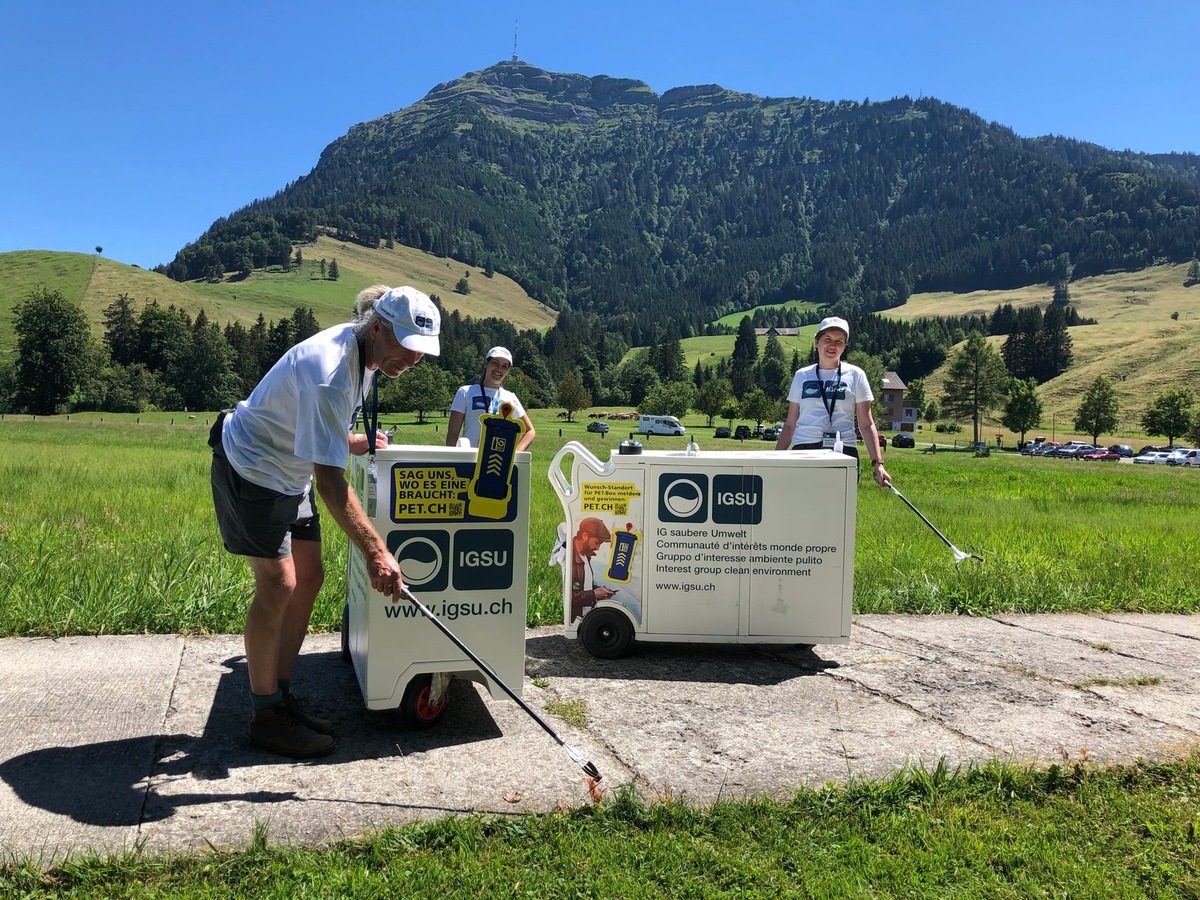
top-left (162, 61), bottom-right (1200, 339)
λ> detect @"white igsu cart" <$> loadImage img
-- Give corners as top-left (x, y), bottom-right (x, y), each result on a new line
top-left (344, 441), bottom-right (530, 725)
top-left (549, 441), bottom-right (857, 658)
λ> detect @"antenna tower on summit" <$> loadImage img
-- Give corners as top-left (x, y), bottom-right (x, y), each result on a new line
top-left (512, 21), bottom-right (519, 62)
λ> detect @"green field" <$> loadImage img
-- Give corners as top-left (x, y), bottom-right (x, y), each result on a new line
top-left (712, 299), bottom-right (822, 328)
top-left (2, 408), bottom-right (1198, 639)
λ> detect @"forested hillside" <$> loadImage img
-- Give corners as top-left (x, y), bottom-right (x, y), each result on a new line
top-left (162, 61), bottom-right (1200, 340)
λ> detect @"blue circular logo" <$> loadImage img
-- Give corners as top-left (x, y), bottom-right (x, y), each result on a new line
top-left (394, 536), bottom-right (443, 587)
top-left (663, 478), bottom-right (704, 518)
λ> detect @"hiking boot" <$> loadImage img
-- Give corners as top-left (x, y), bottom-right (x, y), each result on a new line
top-left (247, 705), bottom-right (334, 759)
top-left (282, 691), bottom-right (334, 735)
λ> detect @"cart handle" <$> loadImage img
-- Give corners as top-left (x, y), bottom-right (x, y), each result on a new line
top-left (549, 440), bottom-right (597, 499)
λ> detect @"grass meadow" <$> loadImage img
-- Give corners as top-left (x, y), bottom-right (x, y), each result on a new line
top-left (3, 409), bottom-right (1200, 639)
top-left (5, 410), bottom-right (1200, 891)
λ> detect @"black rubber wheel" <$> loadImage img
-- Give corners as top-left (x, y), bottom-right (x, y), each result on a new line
top-left (399, 674), bottom-right (449, 729)
top-left (340, 602), bottom-right (351, 662)
top-left (579, 607), bottom-right (634, 659)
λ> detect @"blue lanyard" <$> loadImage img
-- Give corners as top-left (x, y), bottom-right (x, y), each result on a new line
top-left (818, 363), bottom-right (841, 426)
top-left (477, 383), bottom-right (499, 415)
top-left (359, 340), bottom-right (379, 455)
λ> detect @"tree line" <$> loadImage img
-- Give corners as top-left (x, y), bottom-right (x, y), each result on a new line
top-left (2, 275), bottom-right (1103, 433)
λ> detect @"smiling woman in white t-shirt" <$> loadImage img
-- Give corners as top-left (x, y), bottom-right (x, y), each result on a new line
top-left (775, 316), bottom-right (892, 488)
top-left (445, 346), bottom-right (537, 451)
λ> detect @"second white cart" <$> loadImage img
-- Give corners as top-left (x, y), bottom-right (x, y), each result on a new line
top-left (550, 441), bottom-right (857, 658)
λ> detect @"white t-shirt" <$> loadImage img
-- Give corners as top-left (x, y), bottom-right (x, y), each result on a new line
top-left (222, 324), bottom-right (369, 495)
top-left (784, 362), bottom-right (874, 447)
top-left (450, 384), bottom-right (526, 447)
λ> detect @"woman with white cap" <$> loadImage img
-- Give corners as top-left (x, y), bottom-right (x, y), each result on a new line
top-left (774, 316), bottom-right (891, 487)
top-left (445, 346), bottom-right (536, 452)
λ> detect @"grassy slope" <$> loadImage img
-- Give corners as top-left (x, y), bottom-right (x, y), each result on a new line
top-left (893, 262), bottom-right (1200, 425)
top-left (0, 235), bottom-right (556, 350)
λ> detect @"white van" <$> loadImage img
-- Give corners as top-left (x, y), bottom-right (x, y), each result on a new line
top-left (1177, 449), bottom-right (1200, 468)
top-left (638, 414), bottom-right (686, 436)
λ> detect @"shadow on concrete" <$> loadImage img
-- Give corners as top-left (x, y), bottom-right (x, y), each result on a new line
top-left (0, 650), bottom-right (502, 827)
top-left (525, 633), bottom-right (839, 685)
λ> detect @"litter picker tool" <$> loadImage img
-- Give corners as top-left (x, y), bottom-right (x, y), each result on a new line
top-left (399, 586), bottom-right (602, 783)
top-left (885, 482), bottom-right (983, 567)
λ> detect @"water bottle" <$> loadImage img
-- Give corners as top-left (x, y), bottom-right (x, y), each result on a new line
top-left (686, 439), bottom-right (699, 457)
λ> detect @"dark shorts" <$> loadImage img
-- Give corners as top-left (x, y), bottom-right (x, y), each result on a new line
top-left (210, 413), bottom-right (320, 559)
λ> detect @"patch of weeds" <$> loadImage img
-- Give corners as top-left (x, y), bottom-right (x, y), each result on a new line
top-left (544, 698), bottom-right (588, 728)
top-left (1074, 675), bottom-right (1164, 689)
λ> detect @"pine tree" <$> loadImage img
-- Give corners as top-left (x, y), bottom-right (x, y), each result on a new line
top-left (939, 332), bottom-right (1010, 443)
top-left (103, 293), bottom-right (139, 367)
top-left (730, 317), bottom-right (759, 398)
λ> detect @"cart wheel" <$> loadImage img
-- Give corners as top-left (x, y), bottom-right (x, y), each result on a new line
top-left (340, 602), bottom-right (350, 663)
top-left (579, 607), bottom-right (634, 659)
top-left (399, 674), bottom-right (449, 729)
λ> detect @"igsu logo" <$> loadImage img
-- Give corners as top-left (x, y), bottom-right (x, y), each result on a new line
top-left (658, 474), bottom-right (709, 523)
top-left (387, 530), bottom-right (450, 593)
top-left (458, 549), bottom-right (508, 567)
top-left (712, 474), bottom-right (763, 525)
top-left (658, 473), bottom-right (763, 524)
top-left (453, 530), bottom-right (514, 591)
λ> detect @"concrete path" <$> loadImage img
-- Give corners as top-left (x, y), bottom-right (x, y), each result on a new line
top-left (3, 613), bottom-right (1199, 861)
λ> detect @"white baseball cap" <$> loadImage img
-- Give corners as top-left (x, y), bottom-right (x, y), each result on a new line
top-left (486, 346), bottom-right (513, 364)
top-left (815, 316), bottom-right (850, 341)
top-left (375, 287), bottom-right (441, 356)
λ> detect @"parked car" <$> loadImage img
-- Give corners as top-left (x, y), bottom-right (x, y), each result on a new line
top-left (1134, 451), bottom-right (1173, 465)
top-left (1138, 445), bottom-right (1167, 456)
top-left (762, 425), bottom-right (781, 441)
top-left (1108, 444), bottom-right (1134, 458)
top-left (1051, 441), bottom-right (1094, 458)
top-left (1081, 450), bottom-right (1121, 462)
top-left (1027, 441), bottom-right (1062, 457)
top-left (891, 433), bottom-right (915, 449)
top-left (1166, 448), bottom-right (1194, 466)
top-left (1053, 443), bottom-right (1099, 458)
top-left (714, 425), bottom-right (731, 438)
top-left (753, 423), bottom-right (765, 436)
top-left (1178, 449), bottom-right (1200, 468)
top-left (586, 420), bottom-right (609, 434)
top-left (734, 425), bottom-right (752, 440)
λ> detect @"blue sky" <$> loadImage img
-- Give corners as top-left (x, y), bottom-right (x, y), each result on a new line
top-left (2, 0), bottom-right (1196, 270)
